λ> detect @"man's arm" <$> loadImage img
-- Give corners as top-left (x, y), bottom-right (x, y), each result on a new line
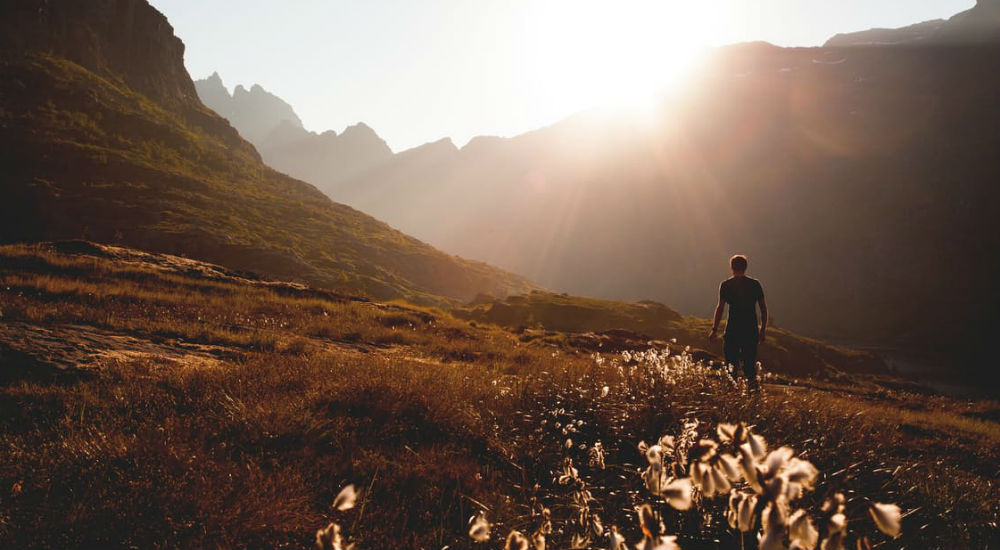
top-left (709, 299), bottom-right (725, 341)
top-left (758, 295), bottom-right (768, 343)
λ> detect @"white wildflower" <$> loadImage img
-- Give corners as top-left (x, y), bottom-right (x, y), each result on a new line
top-left (607, 525), bottom-right (626, 550)
top-left (717, 422), bottom-right (737, 442)
top-left (709, 464), bottom-right (732, 496)
top-left (748, 433), bottom-right (768, 460)
top-left (789, 509), bottom-right (818, 550)
top-left (784, 458), bottom-right (818, 490)
top-left (759, 498), bottom-right (789, 550)
top-left (763, 447), bottom-right (794, 476)
top-left (469, 512), bottom-right (491, 542)
top-left (659, 477), bottom-right (693, 511)
top-left (738, 494), bottom-right (758, 532)
top-left (315, 522), bottom-right (342, 550)
top-left (869, 502), bottom-right (902, 538)
top-left (531, 530), bottom-right (546, 550)
top-left (717, 453), bottom-right (742, 482)
top-left (505, 530), bottom-right (530, 550)
top-left (332, 484), bottom-right (357, 511)
top-left (559, 458), bottom-right (579, 484)
top-left (646, 444), bottom-right (664, 468)
top-left (821, 512), bottom-right (847, 550)
top-left (738, 443), bottom-right (762, 492)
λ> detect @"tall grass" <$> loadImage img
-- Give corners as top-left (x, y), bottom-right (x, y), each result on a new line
top-left (0, 244), bottom-right (996, 548)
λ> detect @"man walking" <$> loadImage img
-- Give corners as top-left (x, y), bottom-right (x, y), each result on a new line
top-left (709, 255), bottom-right (768, 391)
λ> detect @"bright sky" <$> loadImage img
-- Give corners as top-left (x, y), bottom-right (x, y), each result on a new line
top-left (150, 0), bottom-right (973, 152)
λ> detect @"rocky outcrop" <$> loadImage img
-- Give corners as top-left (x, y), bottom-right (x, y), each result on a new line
top-left (194, 74), bottom-right (303, 144)
top-left (194, 73), bottom-right (394, 191)
top-left (0, 0), bottom-right (198, 107)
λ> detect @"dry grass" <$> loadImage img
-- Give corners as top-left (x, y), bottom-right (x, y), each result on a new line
top-left (0, 243), bottom-right (996, 548)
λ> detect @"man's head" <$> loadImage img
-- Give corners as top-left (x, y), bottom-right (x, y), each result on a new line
top-left (730, 254), bottom-right (748, 274)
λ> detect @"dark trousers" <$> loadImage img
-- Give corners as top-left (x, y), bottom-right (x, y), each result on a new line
top-left (724, 331), bottom-right (759, 388)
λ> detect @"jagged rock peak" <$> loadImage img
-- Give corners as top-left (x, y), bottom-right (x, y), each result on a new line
top-left (396, 137), bottom-right (458, 159)
top-left (342, 122), bottom-right (378, 138)
top-left (0, 0), bottom-right (199, 106)
top-left (462, 135), bottom-right (507, 152)
top-left (195, 72), bottom-right (231, 99)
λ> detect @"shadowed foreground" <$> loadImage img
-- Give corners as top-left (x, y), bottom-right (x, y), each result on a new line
top-left (0, 243), bottom-right (996, 548)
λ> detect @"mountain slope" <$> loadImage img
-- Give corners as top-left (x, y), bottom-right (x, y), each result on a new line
top-left (323, 35), bottom-right (1000, 382)
top-left (0, 0), bottom-right (534, 304)
top-left (194, 73), bottom-right (394, 193)
top-left (193, 72), bottom-right (303, 144)
top-left (826, 0), bottom-right (1000, 46)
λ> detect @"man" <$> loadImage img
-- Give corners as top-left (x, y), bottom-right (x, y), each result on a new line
top-left (709, 254), bottom-right (768, 390)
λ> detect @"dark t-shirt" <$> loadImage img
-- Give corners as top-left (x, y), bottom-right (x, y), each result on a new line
top-left (720, 276), bottom-right (764, 336)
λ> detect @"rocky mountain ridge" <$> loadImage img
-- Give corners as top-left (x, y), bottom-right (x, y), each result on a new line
top-left (0, 0), bottom-right (535, 304)
top-left (825, 0), bottom-right (1000, 46)
top-left (194, 73), bottom-right (394, 194)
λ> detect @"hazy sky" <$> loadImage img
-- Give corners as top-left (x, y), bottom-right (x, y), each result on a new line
top-left (150, 0), bottom-right (973, 151)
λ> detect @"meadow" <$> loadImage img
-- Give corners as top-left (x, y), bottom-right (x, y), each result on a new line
top-left (0, 242), bottom-right (996, 548)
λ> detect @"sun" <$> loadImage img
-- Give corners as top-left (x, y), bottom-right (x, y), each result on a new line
top-left (522, 0), bottom-right (717, 117)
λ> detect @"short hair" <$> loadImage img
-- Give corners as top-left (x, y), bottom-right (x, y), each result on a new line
top-left (730, 254), bottom-right (748, 272)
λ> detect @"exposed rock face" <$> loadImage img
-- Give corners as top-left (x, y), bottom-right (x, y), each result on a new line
top-left (0, 0), bottom-right (198, 107)
top-left (194, 74), bottom-right (303, 144)
top-left (192, 72), bottom-right (234, 117)
top-left (194, 74), bottom-right (394, 192)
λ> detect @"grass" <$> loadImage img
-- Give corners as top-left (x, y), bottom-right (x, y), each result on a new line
top-left (0, 243), bottom-right (997, 548)
top-left (455, 291), bottom-right (892, 381)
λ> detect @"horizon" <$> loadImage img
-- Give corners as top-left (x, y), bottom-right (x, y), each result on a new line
top-left (150, 0), bottom-right (972, 152)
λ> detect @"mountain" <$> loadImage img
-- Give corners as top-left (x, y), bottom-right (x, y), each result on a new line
top-left (194, 74), bottom-right (394, 194)
top-left (0, 0), bottom-right (534, 304)
top-left (259, 122), bottom-right (394, 192)
top-left (825, 0), bottom-right (1000, 46)
top-left (193, 72), bottom-right (303, 144)
top-left (321, 17), bottom-right (1000, 383)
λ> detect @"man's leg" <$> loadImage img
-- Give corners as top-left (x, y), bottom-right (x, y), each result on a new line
top-left (742, 335), bottom-right (759, 390)
top-left (723, 335), bottom-right (740, 379)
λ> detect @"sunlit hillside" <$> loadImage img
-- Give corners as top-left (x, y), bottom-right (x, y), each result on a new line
top-left (1, 242), bottom-right (997, 548)
top-left (454, 292), bottom-right (893, 383)
top-left (0, 0), bottom-right (533, 305)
